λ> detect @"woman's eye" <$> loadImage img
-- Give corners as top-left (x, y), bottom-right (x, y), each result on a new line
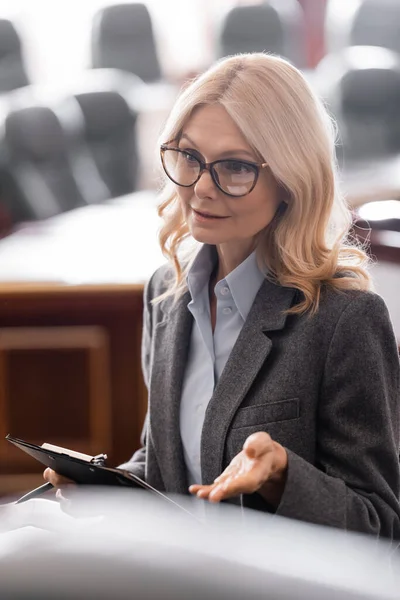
top-left (223, 161), bottom-right (252, 174)
top-left (179, 148), bottom-right (200, 162)
top-left (183, 152), bottom-right (199, 164)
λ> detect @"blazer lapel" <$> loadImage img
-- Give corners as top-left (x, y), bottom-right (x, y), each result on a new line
top-left (200, 279), bottom-right (297, 485)
top-left (149, 291), bottom-right (193, 494)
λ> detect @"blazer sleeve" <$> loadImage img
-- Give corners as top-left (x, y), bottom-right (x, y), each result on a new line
top-left (117, 276), bottom-right (153, 478)
top-left (274, 292), bottom-right (400, 540)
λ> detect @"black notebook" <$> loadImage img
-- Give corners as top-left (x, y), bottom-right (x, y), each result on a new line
top-left (6, 434), bottom-right (193, 515)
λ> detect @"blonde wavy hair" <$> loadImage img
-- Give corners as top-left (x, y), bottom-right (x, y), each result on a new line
top-left (155, 53), bottom-right (371, 314)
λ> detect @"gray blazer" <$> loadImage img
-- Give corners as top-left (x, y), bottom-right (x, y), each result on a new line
top-left (121, 264), bottom-right (400, 539)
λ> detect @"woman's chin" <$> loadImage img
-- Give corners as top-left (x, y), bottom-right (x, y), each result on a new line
top-left (189, 228), bottom-right (227, 245)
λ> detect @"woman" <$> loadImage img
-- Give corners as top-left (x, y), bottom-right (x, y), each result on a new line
top-left (46, 53), bottom-right (400, 539)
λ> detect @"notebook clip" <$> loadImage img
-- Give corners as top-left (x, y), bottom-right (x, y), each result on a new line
top-left (91, 453), bottom-right (107, 466)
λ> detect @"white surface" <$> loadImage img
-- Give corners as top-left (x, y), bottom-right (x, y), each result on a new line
top-left (0, 497), bottom-right (102, 535)
top-left (0, 489), bottom-right (399, 600)
top-left (0, 192), bottom-right (164, 284)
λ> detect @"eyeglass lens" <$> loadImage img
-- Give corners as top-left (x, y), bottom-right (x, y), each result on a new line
top-left (162, 149), bottom-right (257, 196)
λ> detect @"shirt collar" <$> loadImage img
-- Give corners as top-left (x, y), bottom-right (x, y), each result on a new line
top-left (186, 244), bottom-right (217, 301)
top-left (187, 245), bottom-right (266, 321)
top-left (222, 250), bottom-right (266, 321)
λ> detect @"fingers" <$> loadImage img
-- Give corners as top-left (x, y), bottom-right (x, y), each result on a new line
top-left (55, 488), bottom-right (102, 519)
top-left (189, 483), bottom-right (214, 498)
top-left (189, 465), bottom-right (270, 503)
top-left (42, 470), bottom-right (76, 514)
top-left (219, 470), bottom-right (266, 501)
top-left (43, 468), bottom-right (75, 488)
top-left (189, 459), bottom-right (243, 498)
top-left (190, 475), bottom-right (256, 503)
top-left (208, 477), bottom-right (248, 503)
top-left (55, 488), bottom-right (74, 516)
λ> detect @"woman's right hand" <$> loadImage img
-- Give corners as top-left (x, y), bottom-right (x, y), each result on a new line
top-left (43, 468), bottom-right (76, 511)
top-left (43, 468), bottom-right (74, 488)
top-left (43, 469), bottom-right (106, 520)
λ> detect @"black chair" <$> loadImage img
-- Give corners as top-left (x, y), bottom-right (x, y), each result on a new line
top-left (317, 46), bottom-right (400, 163)
top-left (91, 3), bottom-right (161, 83)
top-left (325, 0), bottom-right (400, 57)
top-left (0, 19), bottom-right (29, 92)
top-left (0, 100), bottom-right (109, 224)
top-left (73, 89), bottom-right (139, 198)
top-left (217, 1), bottom-right (306, 67)
top-left (351, 0), bottom-right (400, 55)
top-left (343, 56), bottom-right (400, 160)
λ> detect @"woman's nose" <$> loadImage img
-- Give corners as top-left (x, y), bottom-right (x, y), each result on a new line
top-left (193, 168), bottom-right (218, 199)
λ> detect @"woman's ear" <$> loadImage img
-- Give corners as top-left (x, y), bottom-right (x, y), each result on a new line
top-left (275, 200), bottom-right (288, 219)
top-left (278, 181), bottom-right (290, 205)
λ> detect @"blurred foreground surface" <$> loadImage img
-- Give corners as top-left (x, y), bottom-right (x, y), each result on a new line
top-left (0, 487), bottom-right (399, 600)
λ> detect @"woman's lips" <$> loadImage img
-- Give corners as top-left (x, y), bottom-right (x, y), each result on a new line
top-left (192, 208), bottom-right (229, 220)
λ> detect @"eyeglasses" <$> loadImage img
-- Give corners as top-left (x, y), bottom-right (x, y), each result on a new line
top-left (160, 145), bottom-right (268, 198)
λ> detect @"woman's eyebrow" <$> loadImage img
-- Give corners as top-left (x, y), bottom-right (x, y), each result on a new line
top-left (179, 133), bottom-right (199, 148)
top-left (217, 149), bottom-right (256, 160)
top-left (179, 133), bottom-right (256, 160)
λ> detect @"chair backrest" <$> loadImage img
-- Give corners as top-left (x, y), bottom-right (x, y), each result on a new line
top-left (0, 99), bottom-right (109, 224)
top-left (325, 0), bottom-right (400, 56)
top-left (343, 63), bottom-right (400, 160)
top-left (91, 3), bottom-right (161, 83)
top-left (350, 0), bottom-right (400, 55)
top-left (1, 105), bottom-right (86, 222)
top-left (0, 19), bottom-right (29, 92)
top-left (318, 47), bottom-right (400, 162)
top-left (74, 89), bottom-right (139, 198)
top-left (217, 1), bottom-right (305, 67)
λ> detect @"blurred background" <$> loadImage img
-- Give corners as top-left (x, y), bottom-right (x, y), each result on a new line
top-left (0, 0), bottom-right (399, 500)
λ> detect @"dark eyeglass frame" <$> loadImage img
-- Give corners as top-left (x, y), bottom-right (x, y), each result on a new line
top-left (160, 144), bottom-right (268, 198)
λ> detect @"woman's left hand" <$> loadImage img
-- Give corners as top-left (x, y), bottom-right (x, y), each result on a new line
top-left (189, 432), bottom-right (288, 505)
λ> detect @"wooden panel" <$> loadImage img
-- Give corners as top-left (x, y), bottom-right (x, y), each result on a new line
top-left (0, 287), bottom-right (147, 498)
top-left (0, 326), bottom-right (112, 479)
top-left (7, 347), bottom-right (91, 439)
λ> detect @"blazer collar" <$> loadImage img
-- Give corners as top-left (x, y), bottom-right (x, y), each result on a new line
top-left (148, 290), bottom-right (192, 494)
top-left (201, 278), bottom-right (297, 485)
top-left (246, 275), bottom-right (297, 332)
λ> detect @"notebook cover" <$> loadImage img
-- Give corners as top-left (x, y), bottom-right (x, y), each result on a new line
top-left (5, 434), bottom-right (193, 515)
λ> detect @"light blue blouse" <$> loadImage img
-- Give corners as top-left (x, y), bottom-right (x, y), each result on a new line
top-left (179, 244), bottom-right (266, 486)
